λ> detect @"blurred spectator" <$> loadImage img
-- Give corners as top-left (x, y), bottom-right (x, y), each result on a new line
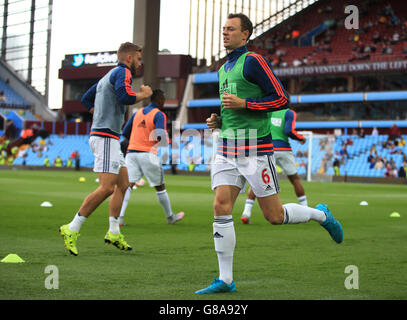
top-left (302, 55), bottom-right (309, 66)
top-left (398, 161), bottom-right (407, 178)
top-left (363, 43), bottom-right (372, 54)
top-left (293, 58), bottom-right (302, 67)
top-left (402, 41), bottom-right (407, 52)
top-left (265, 38), bottom-right (275, 54)
top-left (388, 123), bottom-right (401, 141)
top-left (358, 128), bottom-right (366, 138)
top-left (54, 156), bottom-right (63, 167)
top-left (37, 127), bottom-right (50, 139)
top-left (323, 43), bottom-right (332, 53)
top-left (0, 137), bottom-right (10, 151)
top-left (1, 148), bottom-right (7, 159)
top-left (391, 32), bottom-right (400, 44)
top-left (374, 156), bottom-right (384, 170)
top-left (5, 120), bottom-right (16, 139)
top-left (66, 157), bottom-right (73, 168)
top-left (19, 149), bottom-right (28, 166)
top-left (349, 51), bottom-right (360, 62)
top-left (385, 162), bottom-right (397, 177)
top-left (0, 91), bottom-right (5, 103)
top-left (369, 156), bottom-right (376, 169)
top-left (56, 109), bottom-right (66, 121)
top-left (384, 4), bottom-right (394, 17)
top-left (333, 158), bottom-right (340, 176)
top-left (389, 142), bottom-right (399, 154)
top-left (253, 37), bottom-right (264, 49)
top-left (74, 151), bottom-right (80, 171)
top-left (44, 156), bottom-right (50, 167)
top-left (367, 151), bottom-right (374, 163)
top-left (382, 44), bottom-right (393, 55)
top-left (371, 127), bottom-right (379, 136)
top-left (390, 158), bottom-right (397, 169)
top-left (356, 41), bottom-right (365, 53)
top-left (372, 31), bottom-right (381, 44)
top-left (276, 48), bottom-right (286, 57)
top-left (378, 15), bottom-right (387, 25)
top-left (398, 136), bottom-right (406, 147)
top-left (11, 146), bottom-right (18, 157)
top-left (291, 29), bottom-right (300, 39)
top-left (369, 42), bottom-right (377, 53)
top-left (363, 20), bottom-right (374, 31)
top-left (381, 137), bottom-right (389, 148)
top-left (339, 145), bottom-right (348, 157)
top-left (7, 155), bottom-right (14, 166)
top-left (21, 128), bottom-right (35, 144)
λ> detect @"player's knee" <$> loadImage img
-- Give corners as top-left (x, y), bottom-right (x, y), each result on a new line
top-left (213, 200), bottom-right (233, 215)
top-left (269, 216), bottom-right (284, 225)
top-left (265, 208), bottom-right (284, 225)
top-left (118, 184), bottom-right (128, 194)
top-left (99, 184), bottom-right (115, 197)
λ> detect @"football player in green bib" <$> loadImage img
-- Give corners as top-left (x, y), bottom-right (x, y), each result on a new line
top-left (195, 13), bottom-right (343, 295)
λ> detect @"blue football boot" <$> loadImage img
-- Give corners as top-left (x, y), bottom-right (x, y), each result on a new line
top-left (316, 204), bottom-right (343, 244)
top-left (195, 277), bottom-right (236, 294)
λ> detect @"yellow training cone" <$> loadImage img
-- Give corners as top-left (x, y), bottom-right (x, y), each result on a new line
top-left (79, 177), bottom-right (86, 182)
top-left (1, 254), bottom-right (25, 263)
top-left (390, 212), bottom-right (400, 218)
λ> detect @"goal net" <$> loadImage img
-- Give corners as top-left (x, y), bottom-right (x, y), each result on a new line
top-left (290, 131), bottom-right (337, 182)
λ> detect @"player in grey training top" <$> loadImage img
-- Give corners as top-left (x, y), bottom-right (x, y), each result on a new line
top-left (59, 42), bottom-right (152, 256)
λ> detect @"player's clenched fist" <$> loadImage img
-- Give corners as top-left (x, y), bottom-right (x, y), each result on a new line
top-left (135, 85), bottom-right (153, 103)
top-left (222, 92), bottom-right (245, 109)
top-left (140, 85), bottom-right (153, 97)
top-left (206, 113), bottom-right (221, 131)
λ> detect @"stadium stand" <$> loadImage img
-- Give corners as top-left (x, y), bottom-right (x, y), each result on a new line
top-left (9, 129), bottom-right (406, 180)
top-left (3, 0), bottom-right (407, 182)
top-left (290, 133), bottom-right (407, 178)
top-left (248, 0), bottom-right (407, 67)
top-left (12, 134), bottom-right (94, 168)
top-left (0, 78), bottom-right (30, 108)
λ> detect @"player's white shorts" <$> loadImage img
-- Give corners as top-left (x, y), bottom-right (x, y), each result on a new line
top-left (211, 154), bottom-right (280, 197)
top-left (89, 136), bottom-right (125, 174)
top-left (125, 152), bottom-right (164, 187)
top-left (274, 150), bottom-right (298, 176)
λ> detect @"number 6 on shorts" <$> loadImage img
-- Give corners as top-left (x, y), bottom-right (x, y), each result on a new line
top-left (262, 168), bottom-right (271, 184)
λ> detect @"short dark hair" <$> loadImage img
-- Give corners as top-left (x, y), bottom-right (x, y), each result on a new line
top-left (151, 89), bottom-right (165, 103)
top-left (117, 42), bottom-right (142, 60)
top-left (227, 13), bottom-right (253, 41)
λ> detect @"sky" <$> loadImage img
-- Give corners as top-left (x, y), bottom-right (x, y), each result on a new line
top-left (48, 0), bottom-right (191, 109)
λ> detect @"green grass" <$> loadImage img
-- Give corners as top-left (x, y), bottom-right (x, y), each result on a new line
top-left (0, 169), bottom-right (406, 300)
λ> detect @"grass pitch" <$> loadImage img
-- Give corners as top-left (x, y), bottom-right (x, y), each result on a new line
top-left (0, 169), bottom-right (406, 300)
